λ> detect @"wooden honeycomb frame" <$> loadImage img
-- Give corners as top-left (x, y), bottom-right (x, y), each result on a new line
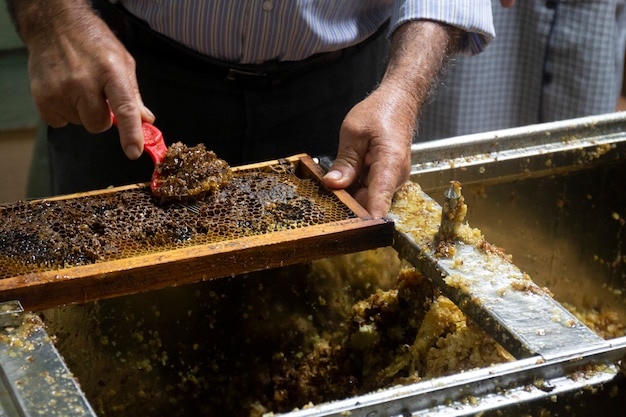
top-left (0, 154), bottom-right (393, 310)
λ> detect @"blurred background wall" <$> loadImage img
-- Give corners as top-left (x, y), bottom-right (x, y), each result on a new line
top-left (0, 6), bottom-right (39, 203)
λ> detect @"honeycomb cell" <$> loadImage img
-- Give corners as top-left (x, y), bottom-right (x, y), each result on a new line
top-left (0, 165), bottom-right (356, 279)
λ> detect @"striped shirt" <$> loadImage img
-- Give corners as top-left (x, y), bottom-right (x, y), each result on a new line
top-left (418, 0), bottom-right (626, 141)
top-left (117, 0), bottom-right (495, 64)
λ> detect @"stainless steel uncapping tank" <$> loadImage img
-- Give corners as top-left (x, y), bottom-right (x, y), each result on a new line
top-left (0, 113), bottom-right (624, 416)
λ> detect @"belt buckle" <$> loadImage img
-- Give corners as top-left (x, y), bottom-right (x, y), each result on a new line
top-left (226, 68), bottom-right (277, 88)
top-left (226, 68), bottom-right (269, 81)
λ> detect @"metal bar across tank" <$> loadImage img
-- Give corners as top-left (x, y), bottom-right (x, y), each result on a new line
top-left (389, 183), bottom-right (608, 359)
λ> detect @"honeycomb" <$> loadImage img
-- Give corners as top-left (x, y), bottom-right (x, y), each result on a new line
top-left (154, 141), bottom-right (233, 201)
top-left (0, 162), bottom-right (356, 279)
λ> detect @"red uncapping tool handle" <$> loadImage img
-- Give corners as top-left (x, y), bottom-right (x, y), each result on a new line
top-left (109, 111), bottom-right (167, 165)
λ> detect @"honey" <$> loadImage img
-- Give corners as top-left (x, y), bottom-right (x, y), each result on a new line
top-left (154, 142), bottom-right (233, 201)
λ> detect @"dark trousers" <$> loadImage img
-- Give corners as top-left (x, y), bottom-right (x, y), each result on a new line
top-left (46, 4), bottom-right (389, 195)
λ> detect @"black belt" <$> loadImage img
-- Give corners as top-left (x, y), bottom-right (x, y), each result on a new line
top-left (106, 3), bottom-right (387, 88)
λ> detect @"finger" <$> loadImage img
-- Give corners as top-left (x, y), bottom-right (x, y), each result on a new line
top-left (322, 131), bottom-right (368, 190)
top-left (105, 86), bottom-right (145, 160)
top-left (351, 185), bottom-right (369, 209)
top-left (77, 96), bottom-right (113, 133)
top-left (349, 180), bottom-right (392, 219)
top-left (39, 107), bottom-right (70, 129)
top-left (322, 153), bottom-right (362, 189)
top-left (341, 159), bottom-right (394, 218)
top-left (365, 188), bottom-right (394, 218)
top-left (500, 0), bottom-right (515, 7)
top-left (363, 173), bottom-right (396, 219)
top-left (108, 102), bottom-right (144, 160)
top-left (31, 66), bottom-right (110, 131)
top-left (361, 150), bottom-right (410, 218)
top-left (31, 89), bottom-right (77, 128)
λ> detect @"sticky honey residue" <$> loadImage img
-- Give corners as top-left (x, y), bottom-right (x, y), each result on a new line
top-left (43, 249), bottom-right (513, 417)
top-left (36, 179), bottom-right (625, 417)
top-left (154, 142), bottom-right (232, 201)
top-left (390, 182), bottom-right (486, 255)
top-left (438, 181), bottom-right (467, 242)
top-left (0, 313), bottom-right (48, 351)
top-left (390, 182), bottom-right (557, 300)
top-left (586, 143), bottom-right (614, 160)
top-left (262, 267), bottom-right (513, 409)
top-left (562, 302), bottom-right (626, 340)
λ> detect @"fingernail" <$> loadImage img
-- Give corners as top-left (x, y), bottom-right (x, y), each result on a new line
top-left (125, 144), bottom-right (142, 160)
top-left (323, 169), bottom-right (342, 181)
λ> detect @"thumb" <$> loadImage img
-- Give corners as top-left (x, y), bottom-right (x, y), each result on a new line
top-left (322, 153), bottom-right (361, 190)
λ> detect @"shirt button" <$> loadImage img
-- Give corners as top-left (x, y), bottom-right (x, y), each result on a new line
top-left (262, 0), bottom-right (273, 11)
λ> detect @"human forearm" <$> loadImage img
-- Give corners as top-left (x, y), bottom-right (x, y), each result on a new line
top-left (380, 20), bottom-right (463, 127)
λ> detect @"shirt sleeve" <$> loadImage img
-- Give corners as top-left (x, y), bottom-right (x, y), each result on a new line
top-left (390, 0), bottom-right (496, 55)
